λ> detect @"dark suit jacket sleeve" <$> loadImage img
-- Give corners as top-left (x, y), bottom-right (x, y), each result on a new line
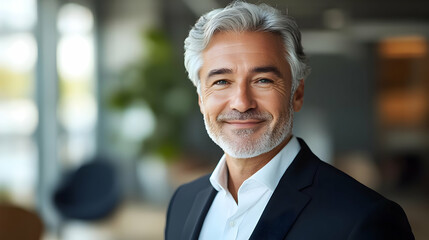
top-left (165, 174), bottom-right (216, 240)
top-left (165, 185), bottom-right (181, 240)
top-left (347, 199), bottom-right (414, 240)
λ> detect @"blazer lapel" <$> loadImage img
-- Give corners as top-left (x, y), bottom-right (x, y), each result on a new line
top-left (250, 138), bottom-right (319, 240)
top-left (181, 186), bottom-right (217, 240)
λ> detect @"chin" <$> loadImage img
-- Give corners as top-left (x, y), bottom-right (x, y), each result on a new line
top-left (219, 132), bottom-right (288, 159)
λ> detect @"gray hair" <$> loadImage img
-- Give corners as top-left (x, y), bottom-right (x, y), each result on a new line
top-left (184, 1), bottom-right (311, 94)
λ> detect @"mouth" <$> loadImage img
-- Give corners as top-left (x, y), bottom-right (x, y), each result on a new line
top-left (224, 119), bottom-right (265, 129)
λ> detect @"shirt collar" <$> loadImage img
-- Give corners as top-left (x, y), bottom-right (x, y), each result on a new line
top-left (209, 136), bottom-right (301, 192)
top-left (209, 154), bottom-right (228, 192)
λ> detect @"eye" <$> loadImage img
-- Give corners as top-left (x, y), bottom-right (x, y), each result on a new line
top-left (213, 80), bottom-right (228, 85)
top-left (257, 78), bottom-right (274, 84)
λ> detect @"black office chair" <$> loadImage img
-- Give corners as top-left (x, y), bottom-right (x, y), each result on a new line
top-left (53, 159), bottom-right (121, 220)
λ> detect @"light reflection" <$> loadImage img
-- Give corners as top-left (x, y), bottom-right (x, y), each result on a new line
top-left (0, 0), bottom-right (36, 30)
top-left (0, 33), bottom-right (37, 72)
top-left (57, 3), bottom-right (94, 34)
top-left (58, 35), bottom-right (94, 80)
top-left (0, 99), bottom-right (38, 135)
top-left (0, 138), bottom-right (37, 206)
top-left (59, 94), bottom-right (97, 132)
top-left (121, 102), bottom-right (156, 142)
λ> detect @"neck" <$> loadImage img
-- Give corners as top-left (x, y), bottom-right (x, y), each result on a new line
top-left (226, 135), bottom-right (292, 202)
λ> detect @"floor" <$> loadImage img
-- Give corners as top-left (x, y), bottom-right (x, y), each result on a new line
top-left (43, 202), bottom-right (166, 240)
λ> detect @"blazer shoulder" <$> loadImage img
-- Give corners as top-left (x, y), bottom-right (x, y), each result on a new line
top-left (288, 141), bottom-right (414, 239)
top-left (167, 173), bottom-right (213, 214)
top-left (312, 158), bottom-right (414, 232)
top-left (174, 174), bottom-right (212, 197)
top-left (165, 174), bottom-right (213, 239)
top-left (315, 159), bottom-right (384, 202)
top-left (296, 138), bottom-right (384, 204)
top-left (347, 198), bottom-right (415, 239)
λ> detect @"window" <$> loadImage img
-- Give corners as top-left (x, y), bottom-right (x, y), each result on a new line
top-left (0, 0), bottom-right (38, 206)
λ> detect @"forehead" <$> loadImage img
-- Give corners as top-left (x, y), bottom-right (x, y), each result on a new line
top-left (200, 31), bottom-right (288, 77)
top-left (204, 31), bottom-right (285, 57)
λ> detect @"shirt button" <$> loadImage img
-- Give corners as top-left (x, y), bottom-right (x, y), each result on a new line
top-left (230, 221), bottom-right (236, 227)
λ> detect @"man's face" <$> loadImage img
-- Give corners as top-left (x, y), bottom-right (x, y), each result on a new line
top-left (198, 31), bottom-right (304, 159)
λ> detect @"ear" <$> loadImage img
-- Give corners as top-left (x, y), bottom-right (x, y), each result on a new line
top-left (292, 80), bottom-right (304, 112)
top-left (198, 95), bottom-right (204, 114)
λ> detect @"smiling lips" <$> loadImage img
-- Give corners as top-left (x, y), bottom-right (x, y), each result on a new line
top-left (224, 120), bottom-right (265, 128)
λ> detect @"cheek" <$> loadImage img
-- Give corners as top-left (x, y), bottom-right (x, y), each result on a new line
top-left (258, 93), bottom-right (290, 116)
top-left (203, 94), bottom-right (228, 119)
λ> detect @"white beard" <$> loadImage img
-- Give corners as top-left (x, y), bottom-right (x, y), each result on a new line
top-left (203, 97), bottom-right (294, 159)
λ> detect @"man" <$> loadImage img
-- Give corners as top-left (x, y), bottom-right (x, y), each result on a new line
top-left (165, 1), bottom-right (414, 239)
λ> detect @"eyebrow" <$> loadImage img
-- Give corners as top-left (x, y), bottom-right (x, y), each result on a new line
top-left (207, 68), bottom-right (233, 79)
top-left (251, 66), bottom-right (283, 78)
top-left (205, 65), bottom-right (283, 80)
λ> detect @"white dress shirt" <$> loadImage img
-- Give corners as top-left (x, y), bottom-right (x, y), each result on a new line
top-left (199, 136), bottom-right (301, 240)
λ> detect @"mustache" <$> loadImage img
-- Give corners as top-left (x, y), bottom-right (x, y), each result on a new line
top-left (217, 109), bottom-right (273, 121)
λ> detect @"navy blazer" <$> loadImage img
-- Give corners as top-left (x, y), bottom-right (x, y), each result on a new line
top-left (165, 138), bottom-right (414, 240)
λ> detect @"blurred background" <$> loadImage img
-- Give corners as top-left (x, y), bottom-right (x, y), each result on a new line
top-left (0, 0), bottom-right (428, 239)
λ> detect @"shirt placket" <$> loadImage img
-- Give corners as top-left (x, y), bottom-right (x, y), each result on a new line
top-left (222, 191), bottom-right (238, 239)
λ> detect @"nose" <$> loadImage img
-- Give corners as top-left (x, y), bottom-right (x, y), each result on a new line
top-left (229, 82), bottom-right (256, 112)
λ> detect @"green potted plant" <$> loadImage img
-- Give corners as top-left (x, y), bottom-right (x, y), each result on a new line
top-left (109, 28), bottom-right (196, 162)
